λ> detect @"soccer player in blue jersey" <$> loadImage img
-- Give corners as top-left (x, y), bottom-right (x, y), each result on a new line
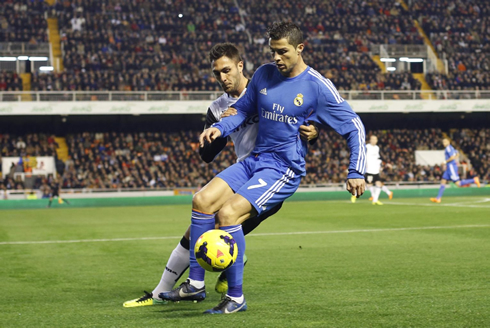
top-left (160, 22), bottom-right (366, 314)
top-left (430, 137), bottom-right (480, 203)
top-left (123, 43), bottom-right (319, 308)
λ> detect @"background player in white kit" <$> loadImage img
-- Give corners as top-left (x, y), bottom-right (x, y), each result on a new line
top-left (123, 43), bottom-right (318, 307)
top-left (352, 135), bottom-right (392, 205)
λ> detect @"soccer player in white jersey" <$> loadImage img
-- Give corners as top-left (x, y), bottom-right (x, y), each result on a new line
top-left (430, 137), bottom-right (480, 203)
top-left (160, 22), bottom-right (366, 314)
top-left (123, 43), bottom-right (318, 307)
top-left (354, 135), bottom-right (392, 205)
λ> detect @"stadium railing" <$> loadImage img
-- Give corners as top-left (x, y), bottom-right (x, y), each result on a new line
top-left (1, 90), bottom-right (489, 102)
top-left (0, 42), bottom-right (50, 55)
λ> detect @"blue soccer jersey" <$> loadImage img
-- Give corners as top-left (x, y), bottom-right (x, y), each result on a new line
top-left (213, 63), bottom-right (366, 179)
top-left (443, 144), bottom-right (459, 181)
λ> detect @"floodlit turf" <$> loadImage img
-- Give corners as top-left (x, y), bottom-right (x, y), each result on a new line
top-left (1, 196), bottom-right (490, 327)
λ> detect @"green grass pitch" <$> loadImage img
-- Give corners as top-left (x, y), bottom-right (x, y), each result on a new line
top-left (1, 196), bottom-right (490, 327)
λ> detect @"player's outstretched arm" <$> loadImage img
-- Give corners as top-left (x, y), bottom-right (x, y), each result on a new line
top-left (199, 128), bottom-right (222, 148)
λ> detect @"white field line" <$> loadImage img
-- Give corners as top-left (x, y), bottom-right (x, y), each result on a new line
top-left (1, 224), bottom-right (489, 246)
top-left (386, 201), bottom-right (490, 208)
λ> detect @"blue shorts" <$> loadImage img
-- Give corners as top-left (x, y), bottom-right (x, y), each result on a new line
top-left (217, 153), bottom-right (302, 215)
top-left (442, 164), bottom-right (460, 182)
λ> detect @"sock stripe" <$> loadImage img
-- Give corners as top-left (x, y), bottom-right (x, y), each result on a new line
top-left (192, 210), bottom-right (215, 220)
top-left (192, 209), bottom-right (214, 216)
top-left (221, 225), bottom-right (242, 234)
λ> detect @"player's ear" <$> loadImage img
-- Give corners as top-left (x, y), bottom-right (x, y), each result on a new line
top-left (296, 43), bottom-right (304, 55)
top-left (237, 61), bottom-right (244, 73)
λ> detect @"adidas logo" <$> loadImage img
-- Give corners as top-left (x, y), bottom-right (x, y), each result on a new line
top-left (260, 88), bottom-right (267, 95)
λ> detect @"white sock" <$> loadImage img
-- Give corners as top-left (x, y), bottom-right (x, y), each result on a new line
top-left (188, 278), bottom-right (205, 289)
top-left (226, 294), bottom-right (244, 303)
top-left (372, 187), bottom-right (381, 202)
top-left (152, 243), bottom-right (190, 299)
top-left (382, 185), bottom-right (391, 195)
top-left (369, 186), bottom-right (374, 197)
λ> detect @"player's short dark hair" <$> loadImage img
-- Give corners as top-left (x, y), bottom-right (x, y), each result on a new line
top-left (267, 21), bottom-right (304, 48)
top-left (208, 43), bottom-right (242, 64)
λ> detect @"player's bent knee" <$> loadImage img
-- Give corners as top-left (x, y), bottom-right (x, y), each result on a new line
top-left (192, 190), bottom-right (216, 212)
top-left (216, 205), bottom-right (240, 227)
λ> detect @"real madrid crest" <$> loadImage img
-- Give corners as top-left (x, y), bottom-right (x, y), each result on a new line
top-left (294, 93), bottom-right (304, 106)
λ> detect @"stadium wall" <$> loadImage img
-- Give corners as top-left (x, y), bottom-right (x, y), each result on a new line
top-left (1, 187), bottom-right (488, 210)
top-left (1, 99), bottom-right (490, 115)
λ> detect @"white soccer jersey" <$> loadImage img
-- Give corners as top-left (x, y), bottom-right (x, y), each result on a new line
top-left (208, 89), bottom-right (258, 162)
top-left (365, 143), bottom-right (382, 174)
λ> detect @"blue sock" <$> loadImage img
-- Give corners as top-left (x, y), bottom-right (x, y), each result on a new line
top-left (221, 225), bottom-right (245, 298)
top-left (460, 178), bottom-right (474, 186)
top-left (436, 185), bottom-right (446, 199)
top-left (189, 210), bottom-right (215, 281)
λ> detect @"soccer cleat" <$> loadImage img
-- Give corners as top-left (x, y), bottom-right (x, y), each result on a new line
top-left (215, 254), bottom-right (248, 295)
top-left (474, 177), bottom-right (481, 188)
top-left (389, 191), bottom-right (393, 200)
top-left (215, 272), bottom-right (228, 295)
top-left (158, 279), bottom-right (206, 302)
top-left (123, 291), bottom-right (167, 308)
top-left (350, 195), bottom-right (356, 203)
top-left (369, 197), bottom-right (373, 201)
top-left (204, 296), bottom-right (247, 314)
top-left (430, 198), bottom-right (441, 203)
top-left (372, 201), bottom-right (383, 205)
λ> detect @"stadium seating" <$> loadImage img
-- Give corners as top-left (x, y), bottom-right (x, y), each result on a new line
top-left (412, 0), bottom-right (490, 91)
top-left (0, 0), bottom-right (48, 43)
top-left (2, 127), bottom-right (487, 191)
top-left (34, 0), bottom-right (424, 92)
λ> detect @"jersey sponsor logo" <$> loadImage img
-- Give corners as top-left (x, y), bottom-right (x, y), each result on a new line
top-left (247, 178), bottom-right (267, 190)
top-left (261, 103), bottom-right (298, 124)
top-left (260, 88), bottom-right (267, 95)
top-left (294, 93), bottom-right (304, 106)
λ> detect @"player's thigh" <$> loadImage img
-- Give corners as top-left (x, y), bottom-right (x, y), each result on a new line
top-left (217, 193), bottom-right (256, 227)
top-left (193, 162), bottom-right (251, 212)
top-left (237, 167), bottom-right (301, 217)
top-left (192, 177), bottom-right (235, 213)
top-left (443, 167), bottom-right (459, 182)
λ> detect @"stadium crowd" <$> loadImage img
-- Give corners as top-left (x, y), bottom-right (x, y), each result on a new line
top-left (0, 0), bottom-right (48, 43)
top-left (0, 133), bottom-right (61, 191)
top-left (0, 71), bottom-right (23, 92)
top-left (412, 0), bottom-right (490, 91)
top-left (1, 126), bottom-right (488, 192)
top-left (1, 0), bottom-right (489, 93)
top-left (22, 0), bottom-right (423, 92)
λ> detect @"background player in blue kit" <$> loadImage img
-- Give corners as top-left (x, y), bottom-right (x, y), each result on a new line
top-left (160, 22), bottom-right (366, 314)
top-left (430, 137), bottom-right (480, 203)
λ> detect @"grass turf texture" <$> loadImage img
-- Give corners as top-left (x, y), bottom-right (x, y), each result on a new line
top-left (1, 196), bottom-right (489, 327)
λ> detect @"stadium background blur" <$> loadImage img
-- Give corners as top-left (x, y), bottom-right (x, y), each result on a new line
top-left (0, 0), bottom-right (489, 198)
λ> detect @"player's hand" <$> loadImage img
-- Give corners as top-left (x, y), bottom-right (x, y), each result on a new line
top-left (346, 178), bottom-right (366, 198)
top-left (199, 127), bottom-right (222, 147)
top-left (221, 107), bottom-right (237, 118)
top-left (299, 124), bottom-right (318, 141)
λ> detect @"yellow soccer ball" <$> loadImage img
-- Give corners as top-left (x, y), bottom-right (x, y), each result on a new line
top-left (194, 229), bottom-right (238, 272)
